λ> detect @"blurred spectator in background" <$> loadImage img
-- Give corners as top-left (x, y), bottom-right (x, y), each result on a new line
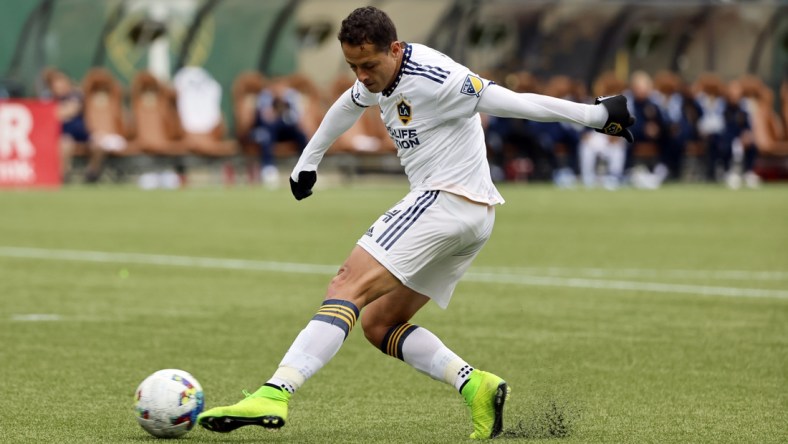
top-left (484, 71), bottom-right (546, 182)
top-left (652, 70), bottom-right (699, 181)
top-left (678, 77), bottom-right (705, 180)
top-left (723, 79), bottom-right (760, 189)
top-left (529, 75), bottom-right (584, 187)
top-left (42, 68), bottom-right (97, 182)
top-left (695, 73), bottom-right (728, 183)
top-left (579, 131), bottom-right (627, 189)
top-left (253, 78), bottom-right (309, 188)
top-left (626, 70), bottom-right (669, 187)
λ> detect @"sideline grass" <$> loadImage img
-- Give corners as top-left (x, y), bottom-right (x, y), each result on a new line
top-left (0, 183), bottom-right (786, 443)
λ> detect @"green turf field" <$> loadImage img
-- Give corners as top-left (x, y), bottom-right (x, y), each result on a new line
top-left (1, 183), bottom-right (786, 443)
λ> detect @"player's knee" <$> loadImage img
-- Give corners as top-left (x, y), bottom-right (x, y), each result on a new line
top-left (325, 279), bottom-right (368, 309)
top-left (325, 264), bottom-right (393, 308)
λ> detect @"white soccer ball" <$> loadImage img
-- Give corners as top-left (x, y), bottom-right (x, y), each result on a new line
top-left (133, 369), bottom-right (205, 438)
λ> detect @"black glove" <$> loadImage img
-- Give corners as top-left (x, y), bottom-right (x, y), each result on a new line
top-left (290, 170), bottom-right (317, 200)
top-left (595, 95), bottom-right (636, 143)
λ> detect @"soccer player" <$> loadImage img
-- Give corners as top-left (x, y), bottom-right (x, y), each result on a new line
top-left (198, 6), bottom-right (634, 440)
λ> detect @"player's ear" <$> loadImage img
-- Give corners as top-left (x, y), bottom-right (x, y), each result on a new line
top-left (389, 41), bottom-right (400, 56)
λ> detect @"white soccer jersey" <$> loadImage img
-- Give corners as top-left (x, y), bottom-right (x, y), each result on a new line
top-left (349, 43), bottom-right (504, 205)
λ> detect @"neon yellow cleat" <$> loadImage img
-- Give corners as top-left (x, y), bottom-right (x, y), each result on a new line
top-left (461, 370), bottom-right (511, 439)
top-left (198, 385), bottom-right (290, 433)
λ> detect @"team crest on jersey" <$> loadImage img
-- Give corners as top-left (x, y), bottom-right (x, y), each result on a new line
top-left (397, 96), bottom-right (412, 125)
top-left (460, 74), bottom-right (485, 97)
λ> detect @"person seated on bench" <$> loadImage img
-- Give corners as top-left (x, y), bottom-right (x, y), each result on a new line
top-left (252, 79), bottom-right (309, 188)
top-left (42, 68), bottom-right (97, 182)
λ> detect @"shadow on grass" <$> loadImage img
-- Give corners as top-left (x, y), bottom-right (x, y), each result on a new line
top-left (502, 396), bottom-right (581, 440)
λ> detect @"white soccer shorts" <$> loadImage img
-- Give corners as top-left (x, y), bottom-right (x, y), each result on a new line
top-left (357, 190), bottom-right (495, 308)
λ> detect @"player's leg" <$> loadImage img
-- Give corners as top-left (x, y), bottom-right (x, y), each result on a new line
top-left (363, 288), bottom-right (476, 391)
top-left (363, 288), bottom-right (509, 440)
top-left (262, 246), bottom-right (402, 393)
top-left (198, 245), bottom-right (402, 433)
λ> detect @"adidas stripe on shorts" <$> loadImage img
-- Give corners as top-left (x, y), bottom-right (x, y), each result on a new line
top-left (357, 190), bottom-right (495, 308)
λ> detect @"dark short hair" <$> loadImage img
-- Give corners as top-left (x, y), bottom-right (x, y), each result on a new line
top-left (338, 6), bottom-right (398, 52)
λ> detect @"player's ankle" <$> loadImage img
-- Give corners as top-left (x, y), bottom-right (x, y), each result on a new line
top-left (252, 384), bottom-right (291, 400)
top-left (460, 370), bottom-right (481, 403)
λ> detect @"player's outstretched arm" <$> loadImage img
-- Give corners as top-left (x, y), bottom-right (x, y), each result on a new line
top-left (290, 88), bottom-right (366, 200)
top-left (476, 84), bottom-right (635, 142)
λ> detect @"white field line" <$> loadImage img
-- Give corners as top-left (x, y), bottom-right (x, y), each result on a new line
top-left (0, 246), bottom-right (340, 275)
top-left (464, 272), bottom-right (788, 299)
top-left (1, 246), bottom-right (786, 300)
top-left (10, 314), bottom-right (62, 321)
top-left (471, 266), bottom-right (788, 281)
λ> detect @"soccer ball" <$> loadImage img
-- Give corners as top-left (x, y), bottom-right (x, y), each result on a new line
top-left (133, 369), bottom-right (205, 438)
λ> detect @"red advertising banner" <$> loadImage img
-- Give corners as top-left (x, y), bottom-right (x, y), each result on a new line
top-left (0, 100), bottom-right (61, 188)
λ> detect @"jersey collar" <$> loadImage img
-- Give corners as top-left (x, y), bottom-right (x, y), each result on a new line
top-left (382, 43), bottom-right (412, 97)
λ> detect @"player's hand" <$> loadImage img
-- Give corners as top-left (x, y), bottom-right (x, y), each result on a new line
top-left (289, 170), bottom-right (317, 200)
top-left (595, 95), bottom-right (636, 143)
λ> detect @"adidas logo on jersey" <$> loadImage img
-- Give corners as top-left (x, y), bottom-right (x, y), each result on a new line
top-left (365, 226), bottom-right (374, 237)
top-left (460, 74), bottom-right (485, 97)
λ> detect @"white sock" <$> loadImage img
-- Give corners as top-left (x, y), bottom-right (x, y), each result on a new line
top-left (266, 299), bottom-right (359, 394)
top-left (382, 323), bottom-right (474, 392)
